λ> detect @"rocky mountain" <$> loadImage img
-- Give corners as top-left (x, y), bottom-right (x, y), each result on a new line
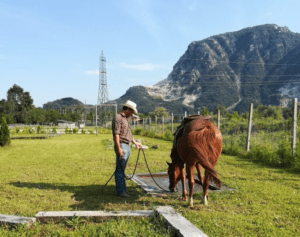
top-left (111, 24), bottom-right (300, 114)
top-left (109, 86), bottom-right (195, 115)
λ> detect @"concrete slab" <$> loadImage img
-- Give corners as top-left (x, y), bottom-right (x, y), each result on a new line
top-left (35, 210), bottom-right (154, 221)
top-left (0, 214), bottom-right (36, 226)
top-left (154, 206), bottom-right (208, 237)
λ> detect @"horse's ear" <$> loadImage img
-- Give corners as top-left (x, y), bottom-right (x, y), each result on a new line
top-left (166, 161), bottom-right (171, 166)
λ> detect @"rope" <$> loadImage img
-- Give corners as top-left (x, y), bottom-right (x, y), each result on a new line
top-left (102, 148), bottom-right (141, 191)
top-left (140, 149), bottom-right (171, 193)
top-left (102, 148), bottom-right (172, 193)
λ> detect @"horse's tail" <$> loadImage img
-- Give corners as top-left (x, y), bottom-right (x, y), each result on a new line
top-left (192, 145), bottom-right (221, 188)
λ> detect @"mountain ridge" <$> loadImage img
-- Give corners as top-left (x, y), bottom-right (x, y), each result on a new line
top-left (111, 24), bottom-right (300, 114)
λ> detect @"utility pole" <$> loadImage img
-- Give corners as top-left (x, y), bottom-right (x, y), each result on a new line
top-left (97, 51), bottom-right (109, 127)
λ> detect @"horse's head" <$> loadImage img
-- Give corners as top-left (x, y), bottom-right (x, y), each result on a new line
top-left (166, 161), bottom-right (181, 192)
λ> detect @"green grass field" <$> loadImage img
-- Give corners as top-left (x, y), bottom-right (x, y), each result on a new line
top-left (0, 134), bottom-right (299, 236)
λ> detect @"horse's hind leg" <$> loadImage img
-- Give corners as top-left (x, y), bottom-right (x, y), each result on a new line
top-left (202, 171), bottom-right (210, 205)
top-left (180, 167), bottom-right (187, 201)
top-left (186, 162), bottom-right (196, 207)
top-left (195, 163), bottom-right (204, 185)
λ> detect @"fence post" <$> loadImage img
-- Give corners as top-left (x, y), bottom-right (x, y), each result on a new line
top-left (184, 111), bottom-right (187, 118)
top-left (217, 109), bottom-right (220, 130)
top-left (162, 116), bottom-right (164, 134)
top-left (143, 118), bottom-right (145, 130)
top-left (246, 103), bottom-right (253, 152)
top-left (171, 113), bottom-right (174, 134)
top-left (149, 117), bottom-right (151, 131)
top-left (197, 111), bottom-right (200, 115)
top-left (292, 98), bottom-right (297, 153)
top-left (155, 116), bottom-right (157, 133)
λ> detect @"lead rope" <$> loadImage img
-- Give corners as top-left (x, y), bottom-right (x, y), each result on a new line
top-left (102, 148), bottom-right (172, 193)
top-left (141, 149), bottom-right (171, 193)
top-left (102, 148), bottom-right (141, 192)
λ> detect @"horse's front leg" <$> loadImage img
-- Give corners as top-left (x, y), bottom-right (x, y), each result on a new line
top-left (195, 162), bottom-right (204, 185)
top-left (186, 162), bottom-right (196, 207)
top-left (180, 167), bottom-right (187, 201)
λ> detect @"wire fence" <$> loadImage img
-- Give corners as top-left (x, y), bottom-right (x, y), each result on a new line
top-left (7, 100), bottom-right (299, 154)
top-left (129, 102), bottom-right (298, 153)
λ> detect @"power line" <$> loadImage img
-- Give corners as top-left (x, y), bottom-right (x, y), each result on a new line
top-left (180, 58), bottom-right (300, 66)
top-left (162, 80), bottom-right (300, 85)
top-left (167, 73), bottom-right (300, 77)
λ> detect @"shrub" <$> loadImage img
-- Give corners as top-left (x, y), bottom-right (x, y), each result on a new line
top-left (37, 125), bottom-right (42, 134)
top-left (228, 111), bottom-right (240, 120)
top-left (16, 127), bottom-right (20, 134)
top-left (277, 140), bottom-right (293, 167)
top-left (0, 117), bottom-right (11, 147)
top-left (143, 130), bottom-right (156, 138)
top-left (163, 130), bottom-right (173, 141)
top-left (294, 145), bottom-right (300, 171)
top-left (73, 128), bottom-right (78, 134)
top-left (246, 143), bottom-right (278, 166)
top-left (133, 128), bottom-right (143, 135)
top-left (81, 129), bottom-right (85, 134)
top-left (65, 126), bottom-right (69, 134)
top-left (222, 134), bottom-right (245, 156)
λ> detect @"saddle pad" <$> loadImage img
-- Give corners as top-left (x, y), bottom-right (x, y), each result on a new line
top-left (183, 115), bottom-right (211, 124)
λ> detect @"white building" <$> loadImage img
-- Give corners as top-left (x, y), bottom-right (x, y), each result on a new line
top-left (57, 120), bottom-right (76, 129)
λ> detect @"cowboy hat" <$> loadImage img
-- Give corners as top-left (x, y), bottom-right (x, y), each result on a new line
top-left (123, 100), bottom-right (138, 114)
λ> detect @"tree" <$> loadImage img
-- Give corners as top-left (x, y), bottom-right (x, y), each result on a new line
top-left (0, 117), bottom-right (11, 147)
top-left (228, 111), bottom-right (240, 120)
top-left (6, 84), bottom-right (33, 123)
top-left (45, 109), bottom-right (60, 123)
top-left (202, 107), bottom-right (209, 116)
top-left (87, 111), bottom-right (95, 121)
top-left (214, 105), bottom-right (229, 117)
top-left (149, 107), bottom-right (169, 118)
top-left (7, 84), bottom-right (33, 111)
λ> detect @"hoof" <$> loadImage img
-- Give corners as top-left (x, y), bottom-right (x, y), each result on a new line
top-left (188, 197), bottom-right (193, 207)
top-left (182, 197), bottom-right (187, 201)
top-left (203, 195), bottom-right (208, 205)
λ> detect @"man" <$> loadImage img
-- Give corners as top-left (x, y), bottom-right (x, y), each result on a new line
top-left (112, 100), bottom-right (142, 198)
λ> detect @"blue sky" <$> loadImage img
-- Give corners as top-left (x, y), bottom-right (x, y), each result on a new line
top-left (1, 0), bottom-right (300, 107)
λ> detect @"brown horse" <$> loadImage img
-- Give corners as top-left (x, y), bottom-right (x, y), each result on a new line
top-left (167, 117), bottom-right (222, 207)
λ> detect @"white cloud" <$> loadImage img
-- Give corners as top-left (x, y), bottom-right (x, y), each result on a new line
top-left (120, 62), bottom-right (160, 71)
top-left (126, 78), bottom-right (141, 83)
top-left (187, 0), bottom-right (198, 11)
top-left (121, 0), bottom-right (162, 41)
top-left (267, 12), bottom-right (273, 15)
top-left (86, 70), bottom-right (99, 75)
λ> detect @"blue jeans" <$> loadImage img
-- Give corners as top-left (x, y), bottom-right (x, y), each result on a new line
top-left (115, 143), bottom-right (131, 195)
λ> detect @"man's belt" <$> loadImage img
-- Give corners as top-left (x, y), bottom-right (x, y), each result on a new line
top-left (120, 140), bottom-right (130, 144)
